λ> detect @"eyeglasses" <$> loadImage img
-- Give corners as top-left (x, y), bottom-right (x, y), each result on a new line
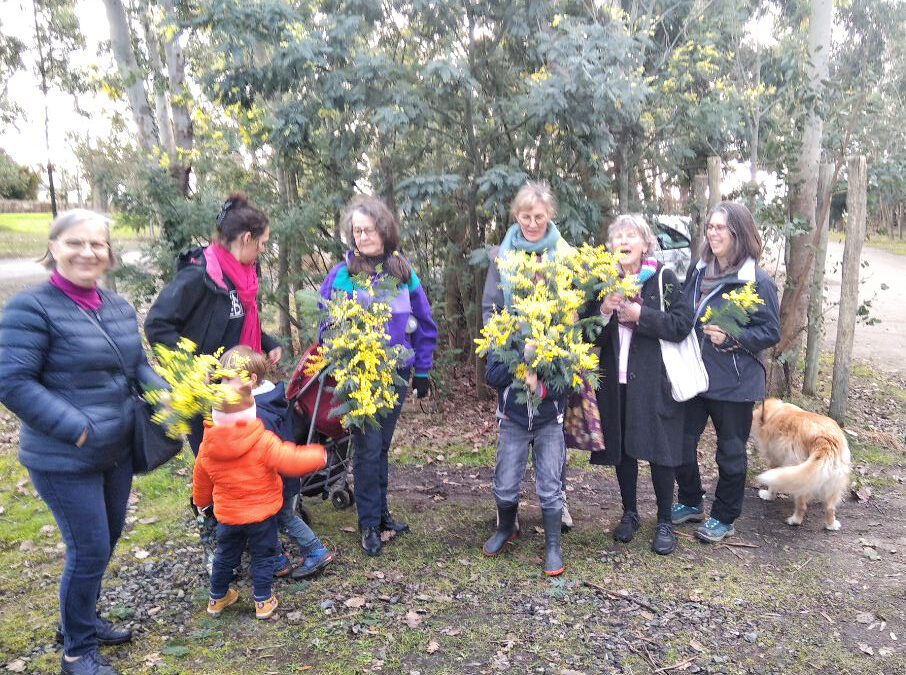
top-left (517, 213), bottom-right (549, 226)
top-left (353, 226), bottom-right (378, 238)
top-left (706, 223), bottom-right (730, 233)
top-left (60, 238), bottom-right (110, 253)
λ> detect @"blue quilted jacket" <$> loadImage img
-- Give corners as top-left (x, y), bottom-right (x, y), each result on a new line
top-left (0, 282), bottom-right (161, 473)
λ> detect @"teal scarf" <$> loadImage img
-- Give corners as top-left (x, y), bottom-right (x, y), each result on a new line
top-left (498, 222), bottom-right (565, 308)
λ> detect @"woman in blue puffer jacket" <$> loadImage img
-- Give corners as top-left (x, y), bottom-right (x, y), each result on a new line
top-left (0, 210), bottom-right (162, 675)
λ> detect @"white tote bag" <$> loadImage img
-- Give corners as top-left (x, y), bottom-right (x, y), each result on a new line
top-left (657, 269), bottom-right (709, 402)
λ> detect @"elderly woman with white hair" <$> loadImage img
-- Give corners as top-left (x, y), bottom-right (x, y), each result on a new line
top-left (0, 210), bottom-right (160, 675)
top-left (591, 214), bottom-right (693, 555)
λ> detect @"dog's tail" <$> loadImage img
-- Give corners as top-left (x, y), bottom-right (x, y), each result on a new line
top-left (756, 433), bottom-right (850, 500)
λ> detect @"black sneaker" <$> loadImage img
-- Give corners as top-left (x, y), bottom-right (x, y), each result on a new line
top-left (612, 511), bottom-right (640, 543)
top-left (361, 526), bottom-right (381, 556)
top-left (651, 521), bottom-right (676, 555)
top-left (55, 617), bottom-right (132, 647)
top-left (379, 512), bottom-right (410, 534)
top-left (60, 649), bottom-right (118, 675)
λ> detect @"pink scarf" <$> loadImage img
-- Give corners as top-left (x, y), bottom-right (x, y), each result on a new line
top-left (209, 243), bottom-right (262, 351)
top-left (50, 270), bottom-right (102, 311)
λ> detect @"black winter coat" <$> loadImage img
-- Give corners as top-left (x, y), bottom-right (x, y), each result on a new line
top-left (0, 283), bottom-right (160, 473)
top-left (486, 358), bottom-right (567, 431)
top-left (144, 246), bottom-right (278, 355)
top-left (686, 259), bottom-right (780, 402)
top-left (590, 267), bottom-right (693, 468)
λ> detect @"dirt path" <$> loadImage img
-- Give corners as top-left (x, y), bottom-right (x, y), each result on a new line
top-left (820, 240), bottom-right (905, 375)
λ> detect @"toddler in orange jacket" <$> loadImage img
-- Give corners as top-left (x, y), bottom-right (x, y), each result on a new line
top-left (193, 375), bottom-right (326, 619)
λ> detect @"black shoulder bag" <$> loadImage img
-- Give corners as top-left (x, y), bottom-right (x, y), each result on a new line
top-left (78, 307), bottom-right (183, 473)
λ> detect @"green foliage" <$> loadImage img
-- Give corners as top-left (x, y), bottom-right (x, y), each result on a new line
top-left (0, 150), bottom-right (39, 200)
top-left (73, 0), bottom-right (906, 361)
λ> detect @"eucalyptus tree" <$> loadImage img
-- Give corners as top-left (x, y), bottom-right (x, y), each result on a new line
top-left (30, 0), bottom-right (85, 216)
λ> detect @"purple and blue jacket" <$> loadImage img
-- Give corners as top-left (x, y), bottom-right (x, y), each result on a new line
top-left (319, 252), bottom-right (438, 376)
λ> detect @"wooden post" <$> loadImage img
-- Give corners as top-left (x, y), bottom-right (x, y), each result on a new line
top-left (803, 162), bottom-right (833, 395)
top-left (691, 172), bottom-right (708, 259)
top-left (707, 156), bottom-right (721, 213)
top-left (829, 156), bottom-right (867, 424)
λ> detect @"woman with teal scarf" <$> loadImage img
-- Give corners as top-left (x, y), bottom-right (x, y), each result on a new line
top-left (480, 181), bottom-right (574, 562)
top-left (591, 215), bottom-right (693, 555)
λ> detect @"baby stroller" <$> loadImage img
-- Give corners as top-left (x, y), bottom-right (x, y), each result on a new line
top-left (285, 345), bottom-right (356, 523)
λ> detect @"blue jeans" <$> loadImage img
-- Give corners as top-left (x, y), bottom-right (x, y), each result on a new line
top-left (493, 418), bottom-right (565, 511)
top-left (276, 493), bottom-right (319, 555)
top-left (28, 461), bottom-right (133, 657)
top-left (351, 374), bottom-right (409, 529)
top-left (211, 517), bottom-right (278, 601)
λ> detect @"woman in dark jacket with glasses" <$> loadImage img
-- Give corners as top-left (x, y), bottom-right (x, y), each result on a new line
top-left (672, 201), bottom-right (780, 544)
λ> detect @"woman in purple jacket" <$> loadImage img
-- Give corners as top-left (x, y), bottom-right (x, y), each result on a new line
top-left (319, 196), bottom-right (437, 556)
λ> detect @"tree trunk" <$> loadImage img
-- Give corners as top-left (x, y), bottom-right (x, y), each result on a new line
top-left (706, 156), bottom-right (721, 214)
top-left (691, 172), bottom-right (708, 260)
top-left (32, 1), bottom-right (56, 217)
top-left (276, 163), bottom-right (296, 357)
top-left (141, 12), bottom-right (176, 160)
top-left (161, 0), bottom-right (193, 195)
top-left (802, 162), bottom-right (833, 395)
top-left (774, 0), bottom-right (832, 391)
top-left (829, 156), bottom-right (867, 425)
top-left (102, 0), bottom-right (157, 150)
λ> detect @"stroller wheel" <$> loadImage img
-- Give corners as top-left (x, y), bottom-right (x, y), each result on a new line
top-left (296, 501), bottom-right (312, 525)
top-left (331, 489), bottom-right (352, 509)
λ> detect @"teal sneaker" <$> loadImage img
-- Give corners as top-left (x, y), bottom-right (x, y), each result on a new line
top-left (671, 502), bottom-right (705, 524)
top-left (695, 517), bottom-right (735, 543)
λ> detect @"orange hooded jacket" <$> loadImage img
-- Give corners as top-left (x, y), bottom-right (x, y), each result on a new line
top-left (192, 419), bottom-right (326, 525)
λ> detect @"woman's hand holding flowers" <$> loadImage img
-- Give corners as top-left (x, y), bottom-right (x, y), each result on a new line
top-left (600, 293), bottom-right (623, 316)
top-left (616, 300), bottom-right (641, 323)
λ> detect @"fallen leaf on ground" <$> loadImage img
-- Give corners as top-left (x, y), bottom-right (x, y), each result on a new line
top-left (856, 612), bottom-right (875, 624)
top-left (857, 643), bottom-right (874, 656)
top-left (344, 596), bottom-right (366, 608)
top-left (5, 659), bottom-right (27, 673)
top-left (852, 486), bottom-right (872, 502)
top-left (403, 610), bottom-right (422, 628)
top-left (133, 548), bottom-right (150, 560)
top-left (426, 640), bottom-right (439, 653)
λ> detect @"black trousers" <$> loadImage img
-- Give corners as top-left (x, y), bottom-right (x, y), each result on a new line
top-left (674, 396), bottom-right (754, 524)
top-left (615, 384), bottom-right (674, 522)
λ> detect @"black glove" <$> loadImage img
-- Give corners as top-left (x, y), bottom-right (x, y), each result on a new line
top-left (412, 375), bottom-right (430, 399)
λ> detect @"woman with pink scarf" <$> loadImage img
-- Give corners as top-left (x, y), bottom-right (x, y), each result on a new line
top-left (146, 191), bottom-right (281, 454)
top-left (145, 192), bottom-right (282, 573)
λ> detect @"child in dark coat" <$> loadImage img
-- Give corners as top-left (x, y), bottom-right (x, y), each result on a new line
top-left (222, 346), bottom-right (334, 579)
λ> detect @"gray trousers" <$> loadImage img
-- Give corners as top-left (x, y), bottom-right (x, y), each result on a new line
top-left (493, 418), bottom-right (565, 511)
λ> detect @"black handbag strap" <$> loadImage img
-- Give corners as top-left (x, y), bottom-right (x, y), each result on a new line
top-left (77, 306), bottom-right (139, 394)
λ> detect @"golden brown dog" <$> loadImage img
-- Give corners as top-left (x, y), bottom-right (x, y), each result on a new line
top-left (751, 398), bottom-right (850, 531)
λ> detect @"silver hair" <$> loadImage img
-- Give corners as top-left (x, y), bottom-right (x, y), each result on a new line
top-left (607, 214), bottom-right (659, 254)
top-left (38, 209), bottom-right (117, 270)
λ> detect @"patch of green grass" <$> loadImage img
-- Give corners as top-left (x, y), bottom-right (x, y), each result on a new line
top-left (393, 441), bottom-right (496, 466)
top-left (0, 452), bottom-right (56, 546)
top-left (124, 449), bottom-right (197, 547)
top-left (828, 230), bottom-right (906, 256)
top-left (850, 439), bottom-right (900, 467)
